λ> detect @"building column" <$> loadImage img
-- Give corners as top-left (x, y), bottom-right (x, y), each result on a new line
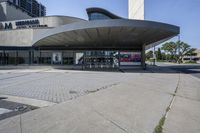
top-left (15, 51), bottom-right (18, 65)
top-left (82, 51), bottom-right (85, 70)
top-left (153, 45), bottom-right (156, 65)
top-left (39, 51), bottom-right (42, 64)
top-left (32, 50), bottom-right (34, 64)
top-left (29, 50), bottom-right (32, 65)
top-left (61, 51), bottom-right (63, 65)
top-left (141, 44), bottom-right (146, 69)
top-left (118, 51), bottom-right (121, 69)
top-left (73, 51), bottom-right (75, 69)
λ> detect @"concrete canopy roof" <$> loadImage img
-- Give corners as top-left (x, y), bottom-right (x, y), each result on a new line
top-left (32, 19), bottom-right (180, 50)
top-left (86, 7), bottom-right (123, 19)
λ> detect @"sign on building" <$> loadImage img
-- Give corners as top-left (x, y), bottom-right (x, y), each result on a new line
top-left (52, 52), bottom-right (62, 64)
top-left (120, 52), bottom-right (141, 65)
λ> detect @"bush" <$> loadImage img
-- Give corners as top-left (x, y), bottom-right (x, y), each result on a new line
top-left (184, 60), bottom-right (197, 64)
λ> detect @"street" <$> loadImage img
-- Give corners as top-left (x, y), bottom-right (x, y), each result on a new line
top-left (156, 63), bottom-right (200, 79)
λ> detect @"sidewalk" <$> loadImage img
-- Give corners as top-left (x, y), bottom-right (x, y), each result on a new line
top-left (0, 68), bottom-right (178, 133)
top-left (164, 74), bottom-right (200, 133)
top-left (0, 67), bottom-right (199, 133)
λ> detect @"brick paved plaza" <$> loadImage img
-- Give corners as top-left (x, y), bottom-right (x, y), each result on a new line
top-left (0, 68), bottom-right (137, 103)
top-left (0, 65), bottom-right (200, 133)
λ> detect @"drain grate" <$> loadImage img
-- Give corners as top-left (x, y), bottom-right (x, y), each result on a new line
top-left (14, 105), bottom-right (28, 112)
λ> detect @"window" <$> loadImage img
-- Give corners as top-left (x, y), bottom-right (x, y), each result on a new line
top-left (89, 13), bottom-right (111, 20)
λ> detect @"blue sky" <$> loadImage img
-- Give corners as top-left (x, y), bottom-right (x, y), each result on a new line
top-left (38, 0), bottom-right (199, 49)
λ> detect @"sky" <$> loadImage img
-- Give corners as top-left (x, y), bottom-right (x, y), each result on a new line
top-left (38, 0), bottom-right (199, 49)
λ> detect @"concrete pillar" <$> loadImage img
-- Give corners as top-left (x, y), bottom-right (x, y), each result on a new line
top-left (15, 51), bottom-right (18, 65)
top-left (153, 45), bottom-right (156, 65)
top-left (39, 51), bottom-right (41, 64)
top-left (61, 51), bottom-right (63, 65)
top-left (73, 51), bottom-right (75, 69)
top-left (29, 50), bottom-right (32, 65)
top-left (118, 51), bottom-right (121, 69)
top-left (3, 50), bottom-right (6, 65)
top-left (142, 44), bottom-right (146, 69)
top-left (32, 50), bottom-right (34, 64)
top-left (82, 51), bottom-right (86, 70)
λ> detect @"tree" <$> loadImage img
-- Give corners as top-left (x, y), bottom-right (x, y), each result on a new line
top-left (161, 52), bottom-right (166, 60)
top-left (177, 41), bottom-right (196, 63)
top-left (146, 50), bottom-right (153, 60)
top-left (161, 42), bottom-right (178, 61)
top-left (161, 41), bottom-right (196, 63)
top-left (157, 48), bottom-right (162, 60)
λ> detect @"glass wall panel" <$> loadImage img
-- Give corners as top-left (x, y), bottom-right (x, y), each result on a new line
top-left (18, 51), bottom-right (29, 64)
top-left (63, 51), bottom-right (74, 65)
top-left (39, 51), bottom-right (52, 64)
top-left (89, 13), bottom-right (111, 20)
top-left (7, 51), bottom-right (16, 65)
top-left (84, 51), bottom-right (119, 69)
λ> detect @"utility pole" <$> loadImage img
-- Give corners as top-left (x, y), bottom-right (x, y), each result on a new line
top-left (178, 35), bottom-right (181, 64)
top-left (153, 44), bottom-right (156, 66)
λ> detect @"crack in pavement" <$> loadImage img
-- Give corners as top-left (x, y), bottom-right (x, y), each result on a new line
top-left (94, 110), bottom-right (129, 133)
top-left (175, 94), bottom-right (200, 102)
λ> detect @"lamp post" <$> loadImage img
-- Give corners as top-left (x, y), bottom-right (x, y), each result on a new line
top-left (153, 44), bottom-right (156, 66)
top-left (178, 35), bottom-right (181, 64)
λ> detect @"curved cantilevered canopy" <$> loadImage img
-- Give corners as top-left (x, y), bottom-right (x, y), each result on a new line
top-left (86, 7), bottom-right (122, 20)
top-left (32, 19), bottom-right (180, 50)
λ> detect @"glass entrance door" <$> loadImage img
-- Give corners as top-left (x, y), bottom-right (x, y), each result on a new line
top-left (84, 51), bottom-right (119, 69)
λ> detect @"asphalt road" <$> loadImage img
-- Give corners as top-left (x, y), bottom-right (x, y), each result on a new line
top-left (157, 63), bottom-right (200, 79)
top-left (0, 99), bottom-right (37, 120)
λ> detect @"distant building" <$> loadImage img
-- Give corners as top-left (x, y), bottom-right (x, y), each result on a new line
top-left (183, 50), bottom-right (200, 63)
top-left (0, 0), bottom-right (46, 21)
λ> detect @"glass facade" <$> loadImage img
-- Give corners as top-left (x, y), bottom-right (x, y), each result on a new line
top-left (7, 0), bottom-right (46, 17)
top-left (88, 13), bottom-right (112, 20)
top-left (0, 50), bottom-right (142, 69)
top-left (84, 51), bottom-right (119, 69)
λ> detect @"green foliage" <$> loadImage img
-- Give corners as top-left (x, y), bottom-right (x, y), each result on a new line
top-left (161, 52), bottom-right (166, 60)
top-left (153, 116), bottom-right (166, 133)
top-left (161, 42), bottom-right (178, 55)
top-left (149, 58), bottom-right (155, 62)
top-left (157, 48), bottom-right (162, 60)
top-left (184, 60), bottom-right (197, 64)
top-left (161, 41), bottom-right (196, 63)
top-left (146, 50), bottom-right (153, 60)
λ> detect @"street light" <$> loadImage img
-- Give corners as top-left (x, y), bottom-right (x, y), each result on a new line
top-left (178, 35), bottom-right (181, 64)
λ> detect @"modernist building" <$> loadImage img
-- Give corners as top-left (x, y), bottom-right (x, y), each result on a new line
top-left (183, 50), bottom-right (200, 63)
top-left (0, 0), bottom-right (46, 21)
top-left (0, 3), bottom-right (179, 69)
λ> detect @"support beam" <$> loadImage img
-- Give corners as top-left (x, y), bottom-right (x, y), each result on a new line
top-left (15, 51), bottom-right (18, 65)
top-left (142, 44), bottom-right (146, 69)
top-left (153, 45), bottom-right (156, 66)
top-left (32, 50), bottom-right (34, 64)
top-left (118, 51), bottom-right (121, 69)
top-left (3, 50), bottom-right (6, 65)
top-left (39, 50), bottom-right (41, 64)
top-left (29, 51), bottom-right (32, 65)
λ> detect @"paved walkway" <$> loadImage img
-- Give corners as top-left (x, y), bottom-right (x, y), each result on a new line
top-left (0, 69), bottom-right (134, 103)
top-left (0, 67), bottom-right (178, 133)
top-left (164, 74), bottom-right (200, 133)
top-left (0, 67), bottom-right (199, 133)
